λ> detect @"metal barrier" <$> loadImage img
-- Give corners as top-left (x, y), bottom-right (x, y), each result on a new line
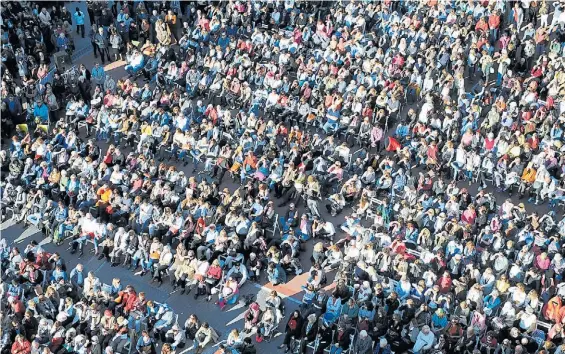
top-left (39, 46), bottom-right (93, 86)
top-left (269, 213), bottom-right (279, 239)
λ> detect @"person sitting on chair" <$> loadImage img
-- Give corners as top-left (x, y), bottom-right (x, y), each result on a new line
top-left (125, 50), bottom-right (145, 77)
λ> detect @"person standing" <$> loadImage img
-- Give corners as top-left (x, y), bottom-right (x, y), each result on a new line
top-left (94, 26), bottom-right (110, 64)
top-left (86, 1), bottom-right (98, 25)
top-left (74, 7), bottom-right (85, 38)
top-left (89, 24), bottom-right (99, 59)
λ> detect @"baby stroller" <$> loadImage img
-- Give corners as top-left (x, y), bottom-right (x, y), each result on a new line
top-left (214, 282), bottom-right (239, 310)
top-left (255, 306), bottom-right (281, 343)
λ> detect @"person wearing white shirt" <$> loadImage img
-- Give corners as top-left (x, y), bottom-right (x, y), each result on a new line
top-left (125, 51), bottom-right (145, 76)
top-left (451, 146), bottom-right (467, 181)
top-left (266, 91), bottom-right (279, 109)
top-left (80, 213), bottom-right (98, 234)
top-left (83, 271), bottom-right (100, 299)
top-left (38, 8), bottom-right (52, 27)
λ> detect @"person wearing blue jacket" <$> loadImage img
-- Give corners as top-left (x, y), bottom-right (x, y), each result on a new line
top-left (92, 63), bottom-right (106, 85)
top-left (483, 290), bottom-right (502, 316)
top-left (267, 262), bottom-right (286, 286)
top-left (136, 330), bottom-right (155, 354)
top-left (49, 200), bottom-right (68, 236)
top-left (69, 264), bottom-right (86, 288)
top-left (4, 94), bottom-right (22, 118)
top-left (56, 32), bottom-right (70, 52)
top-left (73, 7), bottom-right (85, 38)
top-left (51, 264), bottom-right (68, 282)
top-left (325, 293), bottom-right (342, 317)
top-left (217, 32), bottom-right (230, 50)
top-left (33, 100), bottom-right (49, 123)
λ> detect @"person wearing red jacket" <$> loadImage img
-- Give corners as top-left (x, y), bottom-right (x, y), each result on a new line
top-left (130, 292), bottom-right (148, 315)
top-left (12, 335), bottom-right (31, 354)
top-left (8, 296), bottom-right (26, 319)
top-left (111, 285), bottom-right (137, 315)
top-left (123, 286), bottom-right (139, 314)
top-left (437, 272), bottom-right (453, 294)
top-left (488, 11), bottom-right (501, 43)
top-left (475, 17), bottom-right (489, 35)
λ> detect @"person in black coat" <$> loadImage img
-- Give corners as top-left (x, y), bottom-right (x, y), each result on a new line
top-left (299, 314), bottom-right (318, 353)
top-left (240, 337), bottom-right (256, 354)
top-left (22, 311), bottom-right (38, 341)
top-left (278, 310), bottom-right (303, 353)
top-left (331, 322), bottom-right (355, 353)
top-left (314, 320), bottom-right (333, 354)
top-left (1, 103), bottom-right (15, 139)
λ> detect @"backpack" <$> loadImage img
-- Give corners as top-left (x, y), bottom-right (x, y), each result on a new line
top-left (243, 294), bottom-right (255, 306)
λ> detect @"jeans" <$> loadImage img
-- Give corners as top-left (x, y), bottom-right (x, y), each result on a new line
top-left (113, 131), bottom-right (122, 145)
top-left (126, 63), bottom-right (144, 76)
top-left (97, 128), bottom-right (109, 142)
top-left (329, 345), bottom-right (343, 354)
top-left (148, 224), bottom-right (161, 238)
top-left (489, 28), bottom-right (498, 44)
top-left (496, 72), bottom-right (503, 87)
top-left (77, 199), bottom-right (95, 211)
top-left (135, 219), bottom-right (150, 234)
top-left (190, 153), bottom-right (201, 170)
top-left (71, 235), bottom-right (88, 251)
top-left (178, 149), bottom-right (189, 162)
top-left (145, 258), bottom-right (157, 272)
top-left (58, 224), bottom-right (74, 239)
top-left (322, 121), bottom-right (338, 134)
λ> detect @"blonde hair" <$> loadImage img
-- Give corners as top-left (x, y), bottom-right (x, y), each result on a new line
top-left (314, 242), bottom-right (324, 252)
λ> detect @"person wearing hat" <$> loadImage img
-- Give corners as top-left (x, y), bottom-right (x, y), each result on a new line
top-left (163, 324), bottom-right (185, 350)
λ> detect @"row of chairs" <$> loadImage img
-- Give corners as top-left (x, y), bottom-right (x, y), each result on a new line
top-left (302, 327), bottom-right (359, 354)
